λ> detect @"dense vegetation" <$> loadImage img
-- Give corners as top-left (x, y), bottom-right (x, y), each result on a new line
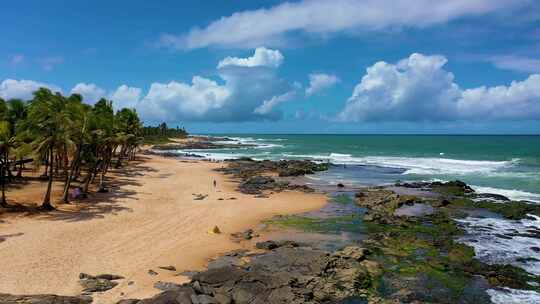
top-left (142, 122), bottom-right (187, 145)
top-left (0, 88), bottom-right (172, 210)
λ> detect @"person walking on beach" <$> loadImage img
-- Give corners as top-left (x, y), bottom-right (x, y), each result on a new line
top-left (213, 179), bottom-right (217, 188)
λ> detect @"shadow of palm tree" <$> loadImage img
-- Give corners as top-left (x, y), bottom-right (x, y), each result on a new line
top-left (2, 156), bottom-right (158, 223)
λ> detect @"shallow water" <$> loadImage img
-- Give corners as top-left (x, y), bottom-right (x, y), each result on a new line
top-left (264, 192), bottom-right (366, 251)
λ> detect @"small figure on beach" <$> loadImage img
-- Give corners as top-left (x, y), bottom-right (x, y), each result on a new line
top-left (213, 179), bottom-right (217, 188)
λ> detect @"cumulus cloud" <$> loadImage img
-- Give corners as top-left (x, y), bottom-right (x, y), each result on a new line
top-left (110, 85), bottom-right (142, 109)
top-left (0, 79), bottom-right (62, 100)
top-left (338, 53), bottom-right (540, 122)
top-left (138, 77), bottom-right (231, 121)
top-left (162, 0), bottom-right (526, 49)
top-left (217, 47), bottom-right (283, 69)
top-left (254, 91), bottom-right (296, 115)
top-left (458, 75), bottom-right (540, 120)
top-left (70, 83), bottom-right (106, 104)
top-left (1, 48), bottom-right (295, 122)
top-left (488, 55), bottom-right (540, 73)
top-left (305, 73), bottom-right (339, 96)
top-left (138, 47), bottom-right (295, 122)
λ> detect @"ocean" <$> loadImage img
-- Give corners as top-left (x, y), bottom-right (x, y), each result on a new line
top-left (170, 134), bottom-right (540, 302)
top-left (184, 134), bottom-right (540, 202)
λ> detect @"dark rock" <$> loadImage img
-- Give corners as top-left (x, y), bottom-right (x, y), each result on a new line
top-left (230, 229), bottom-right (258, 241)
top-left (148, 269), bottom-right (159, 276)
top-left (79, 278), bottom-right (118, 292)
top-left (78, 272), bottom-right (123, 292)
top-left (139, 289), bottom-right (195, 304)
top-left (79, 273), bottom-right (124, 280)
top-left (238, 176), bottom-right (282, 195)
top-left (216, 159), bottom-right (328, 180)
top-left (472, 192), bottom-right (510, 201)
top-left (255, 240), bottom-right (299, 250)
top-left (154, 281), bottom-right (184, 291)
top-left (531, 246), bottom-right (540, 252)
top-left (0, 293), bottom-right (92, 304)
top-left (117, 300), bottom-right (140, 304)
top-left (337, 183), bottom-right (345, 188)
top-left (95, 274), bottom-right (124, 280)
top-left (159, 265), bottom-right (177, 271)
top-left (190, 294), bottom-right (218, 304)
top-left (213, 293), bottom-right (231, 304)
top-left (130, 244), bottom-right (375, 304)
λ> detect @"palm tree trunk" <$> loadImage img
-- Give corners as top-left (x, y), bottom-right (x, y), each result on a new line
top-left (42, 146), bottom-right (55, 210)
top-left (5, 151), bottom-right (13, 181)
top-left (17, 157), bottom-right (23, 177)
top-left (83, 164), bottom-right (96, 194)
top-left (42, 151), bottom-right (49, 177)
top-left (62, 143), bottom-right (82, 203)
top-left (115, 146), bottom-right (125, 168)
top-left (1, 160), bottom-right (7, 207)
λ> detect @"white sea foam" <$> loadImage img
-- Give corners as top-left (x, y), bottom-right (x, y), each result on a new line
top-left (456, 215), bottom-right (540, 276)
top-left (217, 137), bottom-right (284, 149)
top-left (487, 287), bottom-right (540, 304)
top-left (472, 185), bottom-right (540, 203)
top-left (283, 153), bottom-right (515, 175)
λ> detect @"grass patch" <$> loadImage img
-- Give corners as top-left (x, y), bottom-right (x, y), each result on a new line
top-left (264, 214), bottom-right (363, 233)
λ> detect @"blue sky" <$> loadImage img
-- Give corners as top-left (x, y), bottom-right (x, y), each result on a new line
top-left (1, 0), bottom-right (540, 134)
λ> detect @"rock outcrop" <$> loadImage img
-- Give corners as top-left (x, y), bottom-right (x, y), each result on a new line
top-left (118, 244), bottom-right (377, 304)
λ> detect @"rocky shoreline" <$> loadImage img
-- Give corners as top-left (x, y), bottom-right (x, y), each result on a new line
top-left (151, 136), bottom-right (255, 151)
top-left (1, 157), bottom-right (539, 303)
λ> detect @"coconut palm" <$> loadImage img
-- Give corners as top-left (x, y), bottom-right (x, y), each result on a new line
top-left (0, 121), bottom-right (13, 207)
top-left (27, 88), bottom-right (73, 210)
top-left (61, 94), bottom-right (92, 203)
top-left (7, 99), bottom-right (29, 177)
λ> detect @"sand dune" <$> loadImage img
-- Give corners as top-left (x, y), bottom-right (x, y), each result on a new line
top-left (0, 154), bottom-right (326, 303)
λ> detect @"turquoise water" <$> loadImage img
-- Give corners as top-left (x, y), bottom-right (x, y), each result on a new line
top-left (192, 135), bottom-right (540, 202)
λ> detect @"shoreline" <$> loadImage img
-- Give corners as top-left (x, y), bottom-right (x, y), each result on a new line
top-left (0, 153), bottom-right (327, 303)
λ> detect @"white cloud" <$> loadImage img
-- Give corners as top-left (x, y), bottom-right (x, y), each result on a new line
top-left (0, 79), bottom-right (62, 100)
top-left (488, 55), bottom-right (540, 73)
top-left (138, 77), bottom-right (231, 121)
top-left (110, 85), bottom-right (142, 109)
top-left (217, 47), bottom-right (284, 69)
top-left (163, 0), bottom-right (526, 49)
top-left (70, 83), bottom-right (106, 104)
top-left (138, 47), bottom-right (294, 122)
top-left (458, 75), bottom-right (540, 120)
top-left (305, 73), bottom-right (339, 96)
top-left (254, 90), bottom-right (296, 114)
top-left (1, 48), bottom-right (294, 122)
top-left (338, 53), bottom-right (540, 122)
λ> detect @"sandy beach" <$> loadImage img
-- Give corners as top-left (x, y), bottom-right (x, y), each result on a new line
top-left (0, 154), bottom-right (326, 303)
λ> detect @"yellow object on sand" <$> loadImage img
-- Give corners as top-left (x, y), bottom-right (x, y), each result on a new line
top-left (208, 226), bottom-right (221, 234)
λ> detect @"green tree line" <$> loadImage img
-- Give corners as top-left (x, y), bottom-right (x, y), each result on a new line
top-left (0, 88), bottom-right (143, 210)
top-left (141, 122), bottom-right (188, 145)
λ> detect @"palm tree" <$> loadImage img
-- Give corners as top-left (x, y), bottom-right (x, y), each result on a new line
top-left (0, 121), bottom-right (12, 207)
top-left (7, 99), bottom-right (28, 177)
top-left (61, 94), bottom-right (91, 203)
top-left (27, 88), bottom-right (72, 210)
